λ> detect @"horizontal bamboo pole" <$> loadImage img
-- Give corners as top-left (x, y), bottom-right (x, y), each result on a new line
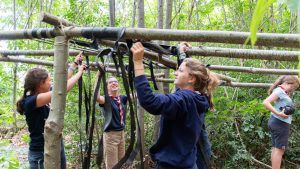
top-left (189, 46), bottom-right (300, 62)
top-left (2, 46), bottom-right (299, 62)
top-left (2, 52), bottom-right (297, 75)
top-left (152, 78), bottom-right (272, 88)
top-left (0, 56), bottom-right (53, 66)
top-left (0, 50), bottom-right (97, 56)
top-left (1, 27), bottom-right (300, 48)
top-left (0, 56), bottom-right (235, 82)
top-left (0, 56), bottom-right (275, 88)
top-left (224, 82), bottom-right (271, 88)
top-left (208, 65), bottom-right (299, 75)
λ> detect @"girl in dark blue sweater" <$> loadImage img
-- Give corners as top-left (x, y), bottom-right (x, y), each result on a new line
top-left (131, 42), bottom-right (218, 169)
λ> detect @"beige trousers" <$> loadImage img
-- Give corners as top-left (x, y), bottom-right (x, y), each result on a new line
top-left (103, 130), bottom-right (125, 169)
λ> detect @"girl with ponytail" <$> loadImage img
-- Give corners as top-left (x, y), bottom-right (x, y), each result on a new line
top-left (131, 42), bottom-right (218, 169)
top-left (263, 75), bottom-right (299, 169)
top-left (16, 53), bottom-right (86, 169)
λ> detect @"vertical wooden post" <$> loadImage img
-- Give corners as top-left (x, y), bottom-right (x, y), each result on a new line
top-left (137, 1), bottom-right (145, 167)
top-left (44, 35), bottom-right (69, 168)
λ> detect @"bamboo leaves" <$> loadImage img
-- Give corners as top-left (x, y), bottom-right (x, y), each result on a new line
top-left (249, 0), bottom-right (276, 46)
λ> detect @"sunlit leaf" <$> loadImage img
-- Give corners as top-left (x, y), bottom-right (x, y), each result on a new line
top-left (249, 0), bottom-right (276, 46)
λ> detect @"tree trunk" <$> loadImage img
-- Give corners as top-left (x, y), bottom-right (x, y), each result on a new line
top-left (188, 0), bottom-right (196, 27)
top-left (157, 0), bottom-right (164, 29)
top-left (138, 0), bottom-right (145, 28)
top-left (152, 0), bottom-right (164, 143)
top-left (163, 0), bottom-right (173, 94)
top-left (44, 35), bottom-right (69, 168)
top-left (137, 0), bottom-right (145, 167)
top-left (12, 0), bottom-right (18, 131)
top-left (221, 0), bottom-right (227, 25)
top-left (109, 0), bottom-right (115, 27)
top-left (132, 0), bottom-right (137, 27)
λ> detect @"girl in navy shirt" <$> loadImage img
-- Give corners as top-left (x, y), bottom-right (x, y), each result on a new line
top-left (16, 53), bottom-right (86, 169)
top-left (131, 42), bottom-right (219, 169)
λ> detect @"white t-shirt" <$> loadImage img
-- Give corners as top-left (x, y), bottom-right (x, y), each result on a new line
top-left (271, 87), bottom-right (293, 124)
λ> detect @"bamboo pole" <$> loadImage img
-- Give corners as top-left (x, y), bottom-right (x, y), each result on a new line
top-left (208, 65), bottom-right (299, 75)
top-left (189, 46), bottom-right (300, 62)
top-left (151, 78), bottom-right (272, 88)
top-left (2, 46), bottom-right (299, 62)
top-left (0, 56), bottom-right (274, 88)
top-left (0, 56), bottom-right (53, 66)
top-left (1, 27), bottom-right (300, 48)
top-left (3, 56), bottom-right (297, 76)
top-left (39, 13), bottom-right (300, 48)
top-left (40, 12), bottom-right (77, 27)
top-left (0, 28), bottom-right (61, 40)
top-left (0, 49), bottom-right (97, 56)
top-left (44, 36), bottom-right (69, 168)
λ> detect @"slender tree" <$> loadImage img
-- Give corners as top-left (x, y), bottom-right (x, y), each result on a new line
top-left (44, 35), bottom-right (69, 168)
top-left (137, 0), bottom-right (145, 166)
top-left (109, 0), bottom-right (116, 27)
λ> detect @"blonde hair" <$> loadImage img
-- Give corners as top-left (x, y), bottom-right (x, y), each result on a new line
top-left (184, 58), bottom-right (219, 110)
top-left (268, 75), bottom-right (300, 94)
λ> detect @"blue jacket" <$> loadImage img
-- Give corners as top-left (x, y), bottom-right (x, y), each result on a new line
top-left (134, 75), bottom-right (209, 168)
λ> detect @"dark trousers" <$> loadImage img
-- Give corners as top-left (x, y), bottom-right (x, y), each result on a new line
top-left (155, 163), bottom-right (198, 169)
top-left (28, 141), bottom-right (66, 169)
top-left (196, 126), bottom-right (212, 169)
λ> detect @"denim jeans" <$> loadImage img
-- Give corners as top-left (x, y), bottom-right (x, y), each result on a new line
top-left (196, 126), bottom-right (212, 169)
top-left (28, 141), bottom-right (66, 169)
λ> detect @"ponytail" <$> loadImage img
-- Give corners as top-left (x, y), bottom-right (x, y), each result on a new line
top-left (206, 72), bottom-right (219, 111)
top-left (184, 58), bottom-right (219, 111)
top-left (16, 91), bottom-right (27, 115)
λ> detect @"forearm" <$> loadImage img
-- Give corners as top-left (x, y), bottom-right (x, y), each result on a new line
top-left (263, 102), bottom-right (280, 115)
top-left (134, 75), bottom-right (162, 115)
top-left (134, 62), bottom-right (145, 77)
top-left (68, 62), bottom-right (78, 79)
top-left (67, 71), bottom-right (82, 92)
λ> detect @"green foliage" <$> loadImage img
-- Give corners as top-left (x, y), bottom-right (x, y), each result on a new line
top-left (0, 140), bottom-right (20, 169)
top-left (249, 0), bottom-right (276, 46)
top-left (1, 0), bottom-right (300, 168)
top-left (21, 133), bottom-right (30, 144)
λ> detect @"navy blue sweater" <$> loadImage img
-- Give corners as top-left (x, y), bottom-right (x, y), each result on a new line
top-left (134, 75), bottom-right (209, 168)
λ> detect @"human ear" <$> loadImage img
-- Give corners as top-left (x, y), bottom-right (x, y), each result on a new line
top-left (188, 75), bottom-right (196, 85)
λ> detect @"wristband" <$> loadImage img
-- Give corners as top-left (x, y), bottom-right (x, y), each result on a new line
top-left (179, 52), bottom-right (187, 60)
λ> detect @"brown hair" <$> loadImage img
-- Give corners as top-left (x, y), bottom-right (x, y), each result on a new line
top-left (16, 68), bottom-right (49, 115)
top-left (184, 58), bottom-right (219, 110)
top-left (268, 75), bottom-right (300, 95)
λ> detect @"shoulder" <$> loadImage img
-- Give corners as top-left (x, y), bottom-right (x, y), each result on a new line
top-left (23, 95), bottom-right (37, 113)
top-left (272, 87), bottom-right (286, 97)
top-left (23, 95), bottom-right (37, 106)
